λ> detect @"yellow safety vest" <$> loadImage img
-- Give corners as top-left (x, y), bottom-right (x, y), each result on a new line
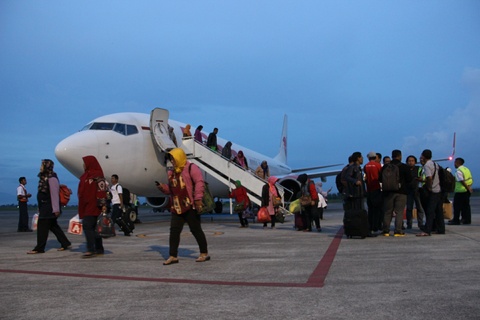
top-left (455, 166), bottom-right (473, 193)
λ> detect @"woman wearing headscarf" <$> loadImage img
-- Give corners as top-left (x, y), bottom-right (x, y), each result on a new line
top-left (297, 174), bottom-right (320, 232)
top-left (222, 141), bottom-right (233, 160)
top-left (194, 125), bottom-right (203, 143)
top-left (183, 124), bottom-right (192, 138)
top-left (261, 176), bottom-right (281, 229)
top-left (228, 180), bottom-right (250, 227)
top-left (315, 181), bottom-right (331, 220)
top-left (78, 155), bottom-right (106, 258)
top-left (233, 150), bottom-right (249, 170)
top-left (255, 160), bottom-right (270, 180)
top-left (27, 159), bottom-right (71, 254)
top-left (157, 148), bottom-right (209, 265)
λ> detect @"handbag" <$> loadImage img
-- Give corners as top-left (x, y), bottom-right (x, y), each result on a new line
top-left (300, 195), bottom-right (312, 206)
top-left (275, 208), bottom-right (285, 223)
top-left (242, 207), bottom-right (253, 219)
top-left (272, 196), bottom-right (282, 207)
top-left (197, 182), bottom-right (215, 214)
top-left (257, 206), bottom-right (271, 223)
top-left (234, 201), bottom-right (245, 213)
top-left (96, 212), bottom-right (116, 238)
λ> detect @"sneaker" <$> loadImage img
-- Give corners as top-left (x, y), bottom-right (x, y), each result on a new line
top-left (383, 232), bottom-right (390, 237)
top-left (394, 232), bottom-right (405, 237)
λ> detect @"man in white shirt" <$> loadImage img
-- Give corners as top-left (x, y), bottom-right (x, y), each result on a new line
top-left (110, 174), bottom-right (129, 236)
top-left (17, 177), bottom-right (32, 232)
top-left (417, 149), bottom-right (445, 236)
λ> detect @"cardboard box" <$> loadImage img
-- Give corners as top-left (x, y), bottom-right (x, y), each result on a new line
top-left (443, 202), bottom-right (453, 220)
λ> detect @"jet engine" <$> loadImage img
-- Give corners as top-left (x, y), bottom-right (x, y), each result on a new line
top-left (145, 196), bottom-right (169, 209)
top-left (277, 177), bottom-right (302, 202)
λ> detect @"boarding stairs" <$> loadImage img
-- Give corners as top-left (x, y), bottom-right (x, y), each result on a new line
top-left (182, 137), bottom-right (280, 206)
top-left (150, 108), bottom-right (287, 206)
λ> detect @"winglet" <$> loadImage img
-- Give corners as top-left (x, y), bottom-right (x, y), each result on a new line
top-left (274, 115), bottom-right (288, 164)
top-left (449, 132), bottom-right (456, 161)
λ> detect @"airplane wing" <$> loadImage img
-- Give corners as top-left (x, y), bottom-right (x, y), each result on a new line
top-left (301, 169), bottom-right (343, 180)
top-left (290, 164), bottom-right (343, 173)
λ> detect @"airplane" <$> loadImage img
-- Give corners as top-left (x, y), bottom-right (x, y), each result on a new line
top-left (54, 108), bottom-right (342, 210)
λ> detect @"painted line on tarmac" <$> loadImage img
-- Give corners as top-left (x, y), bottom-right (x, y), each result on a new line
top-left (0, 227), bottom-right (344, 288)
top-left (305, 226), bottom-right (344, 287)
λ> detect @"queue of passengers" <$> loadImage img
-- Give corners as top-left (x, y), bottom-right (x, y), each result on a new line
top-left (339, 149), bottom-right (473, 237)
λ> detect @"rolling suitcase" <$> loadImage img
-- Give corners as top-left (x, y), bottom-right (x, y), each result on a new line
top-left (294, 212), bottom-right (306, 230)
top-left (343, 209), bottom-right (369, 239)
top-left (115, 208), bottom-right (135, 235)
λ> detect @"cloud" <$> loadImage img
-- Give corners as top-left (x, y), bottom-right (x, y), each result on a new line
top-left (402, 68), bottom-right (480, 175)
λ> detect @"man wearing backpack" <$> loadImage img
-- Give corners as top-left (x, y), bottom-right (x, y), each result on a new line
top-left (110, 174), bottom-right (130, 236)
top-left (364, 151), bottom-right (383, 233)
top-left (336, 156), bottom-right (353, 211)
top-left (417, 149), bottom-right (445, 236)
top-left (379, 150), bottom-right (412, 237)
top-left (449, 158), bottom-right (474, 225)
top-left (344, 152), bottom-right (365, 211)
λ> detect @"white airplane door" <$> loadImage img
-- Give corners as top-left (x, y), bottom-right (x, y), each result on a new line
top-left (150, 108), bottom-right (177, 152)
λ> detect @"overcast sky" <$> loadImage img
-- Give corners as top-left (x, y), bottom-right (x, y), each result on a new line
top-left (1, 0), bottom-right (479, 204)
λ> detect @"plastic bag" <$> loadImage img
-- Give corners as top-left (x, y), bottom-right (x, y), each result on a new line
top-left (31, 213), bottom-right (39, 231)
top-left (257, 207), bottom-right (271, 223)
top-left (68, 214), bottom-right (83, 235)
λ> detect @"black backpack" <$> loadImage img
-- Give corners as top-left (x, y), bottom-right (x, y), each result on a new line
top-left (381, 163), bottom-right (400, 192)
top-left (117, 185), bottom-right (131, 206)
top-left (438, 165), bottom-right (455, 193)
top-left (336, 165), bottom-right (349, 194)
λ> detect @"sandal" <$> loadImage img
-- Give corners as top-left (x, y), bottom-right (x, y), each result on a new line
top-left (163, 256), bottom-right (179, 265)
top-left (57, 245), bottom-right (72, 251)
top-left (416, 232), bottom-right (431, 237)
top-left (27, 250), bottom-right (44, 254)
top-left (195, 254), bottom-right (211, 262)
top-left (82, 252), bottom-right (96, 258)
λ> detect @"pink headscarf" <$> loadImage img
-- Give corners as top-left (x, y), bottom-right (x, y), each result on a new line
top-left (268, 176), bottom-right (279, 197)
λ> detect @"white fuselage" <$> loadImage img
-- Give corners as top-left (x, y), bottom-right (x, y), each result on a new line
top-left (55, 112), bottom-right (291, 199)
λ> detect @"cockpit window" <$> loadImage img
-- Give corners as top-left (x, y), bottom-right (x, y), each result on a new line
top-left (81, 122), bottom-right (138, 136)
top-left (90, 122), bottom-right (115, 130)
top-left (127, 125), bottom-right (138, 135)
top-left (113, 123), bottom-right (126, 135)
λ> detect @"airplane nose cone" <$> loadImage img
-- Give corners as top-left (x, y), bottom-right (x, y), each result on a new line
top-left (55, 132), bottom-right (99, 178)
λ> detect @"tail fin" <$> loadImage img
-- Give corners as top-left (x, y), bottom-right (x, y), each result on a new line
top-left (274, 115), bottom-right (288, 164)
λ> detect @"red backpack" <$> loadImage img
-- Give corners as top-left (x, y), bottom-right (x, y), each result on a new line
top-left (59, 184), bottom-right (72, 206)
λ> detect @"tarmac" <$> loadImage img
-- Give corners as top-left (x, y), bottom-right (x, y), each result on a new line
top-left (1, 198), bottom-right (479, 320)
